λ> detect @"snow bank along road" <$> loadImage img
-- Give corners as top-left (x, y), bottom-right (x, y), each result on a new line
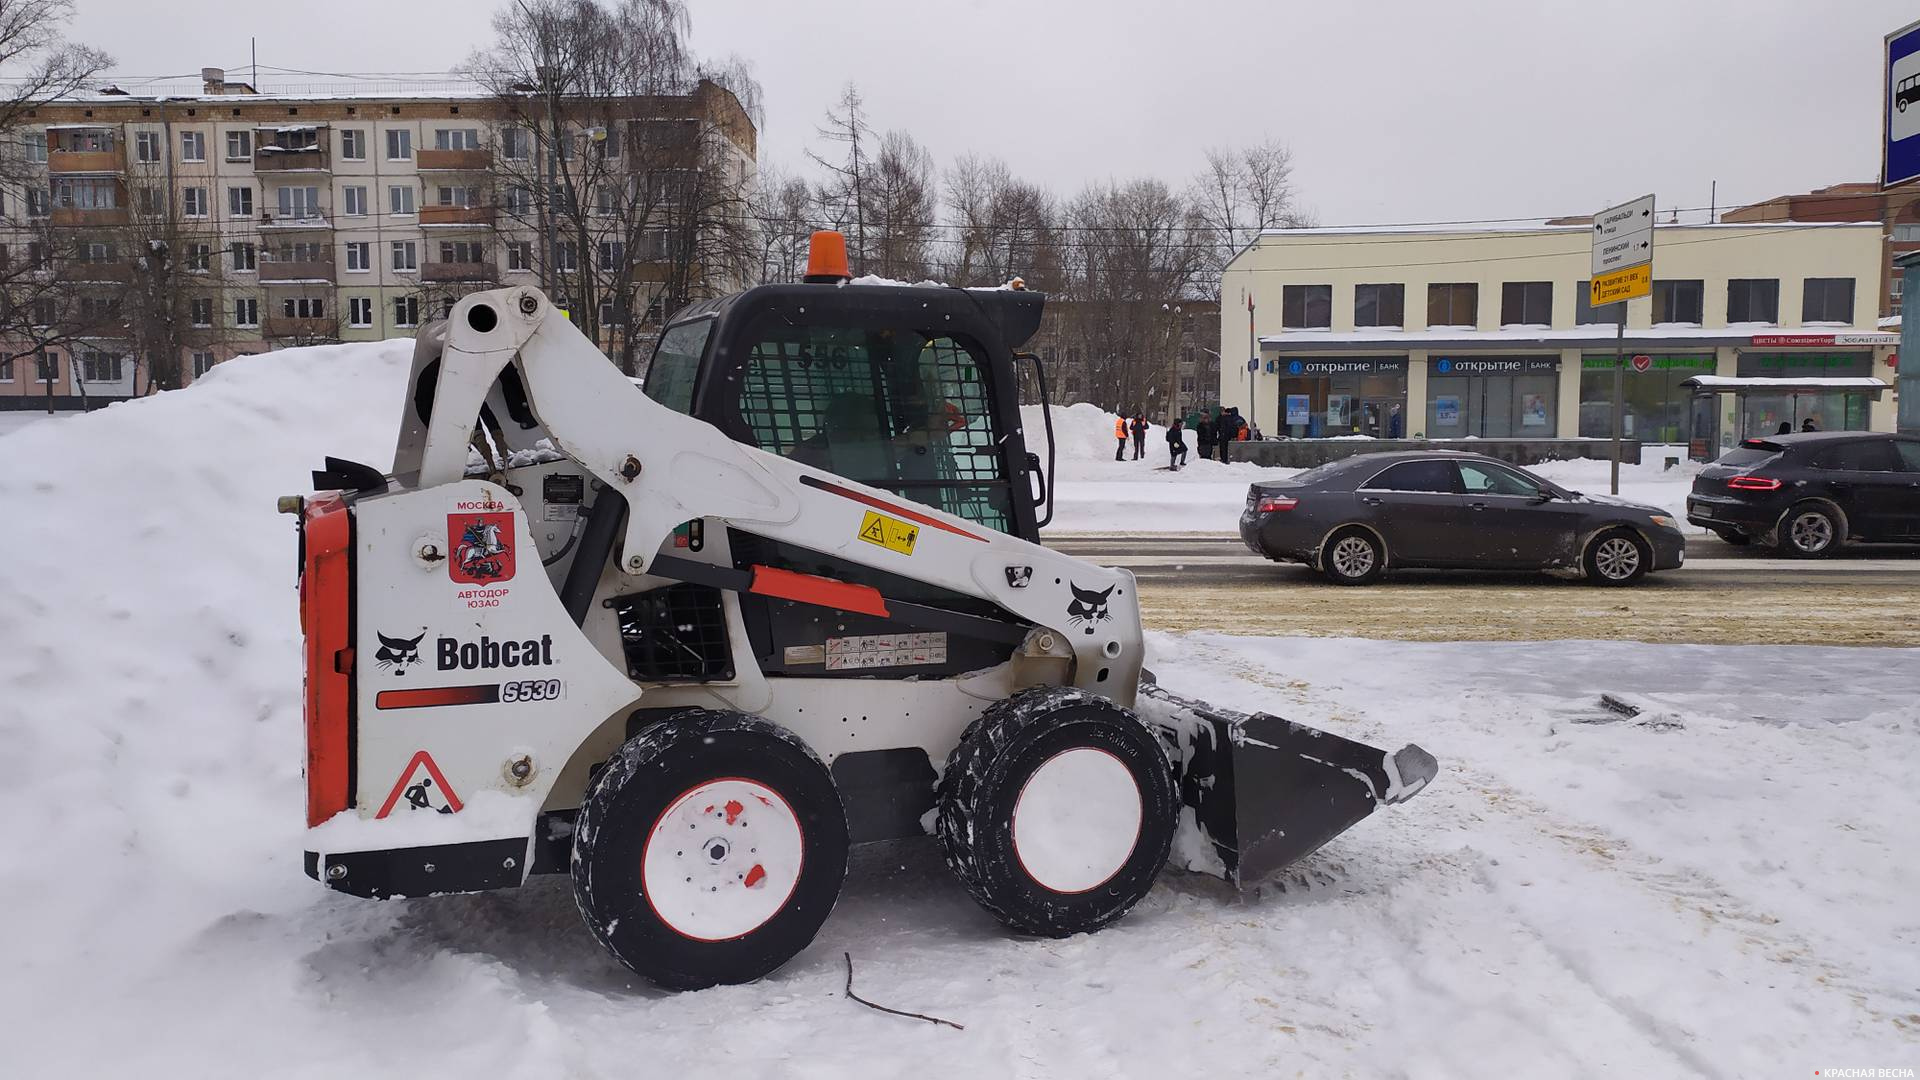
top-left (1052, 535), bottom-right (1920, 647)
top-left (2, 347), bottom-right (1916, 1077)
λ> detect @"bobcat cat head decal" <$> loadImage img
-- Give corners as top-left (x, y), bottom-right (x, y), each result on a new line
top-left (1066, 583), bottom-right (1115, 634)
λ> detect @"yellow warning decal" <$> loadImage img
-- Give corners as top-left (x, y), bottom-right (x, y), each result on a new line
top-left (857, 510), bottom-right (919, 555)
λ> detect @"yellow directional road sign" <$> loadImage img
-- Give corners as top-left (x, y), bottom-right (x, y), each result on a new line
top-left (1590, 264), bottom-right (1652, 307)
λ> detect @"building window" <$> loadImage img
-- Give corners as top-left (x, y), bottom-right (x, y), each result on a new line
top-left (343, 186), bottom-right (367, 216)
top-left (1427, 282), bottom-right (1478, 327)
top-left (340, 129), bottom-right (365, 160)
top-left (182, 187), bottom-right (207, 217)
top-left (1574, 281), bottom-right (1624, 325)
top-left (192, 351), bottom-right (215, 377)
top-left (555, 240), bottom-right (579, 273)
top-left (81, 241), bottom-right (116, 263)
top-left (503, 185), bottom-right (533, 216)
top-left (227, 186), bottom-right (252, 218)
top-left (32, 298), bottom-right (54, 325)
top-left (36, 351), bottom-right (58, 381)
top-left (1280, 284), bottom-right (1332, 329)
top-left (234, 297), bottom-right (259, 327)
top-left (1893, 274), bottom-right (1905, 316)
top-left (1726, 279), bottom-right (1780, 324)
top-left (434, 128), bottom-right (480, 150)
top-left (190, 297), bottom-right (213, 327)
top-left (388, 184), bottom-right (415, 215)
top-left (394, 296), bottom-right (419, 327)
top-left (1802, 278), bottom-right (1855, 323)
top-left (436, 185), bottom-right (477, 207)
top-left (55, 177), bottom-right (120, 209)
top-left (230, 241), bottom-right (257, 272)
top-left (282, 297), bottom-right (325, 319)
top-left (345, 242), bottom-right (370, 271)
top-left (1651, 279), bottom-right (1704, 325)
top-left (181, 130), bottom-right (205, 161)
top-left (600, 298), bottom-right (625, 326)
top-left (1499, 281), bottom-right (1553, 326)
top-left (0, 354), bottom-right (12, 381)
top-left (274, 241), bottom-right (326, 264)
top-left (135, 131), bottom-right (161, 162)
top-left (80, 348), bottom-right (122, 383)
top-left (25, 131), bottom-right (46, 162)
top-left (137, 186), bottom-right (161, 215)
top-left (27, 188), bottom-right (49, 217)
top-left (391, 240), bottom-right (418, 271)
top-left (226, 130), bottom-right (252, 160)
top-left (348, 297), bottom-right (373, 327)
top-left (506, 240), bottom-right (532, 271)
top-left (186, 243), bottom-right (211, 272)
top-left (386, 129), bottom-right (412, 160)
top-left (501, 126), bottom-right (530, 160)
top-left (1353, 283), bottom-right (1404, 328)
top-left (599, 240), bottom-right (625, 268)
top-left (439, 239), bottom-right (483, 264)
top-left (276, 186), bottom-right (320, 219)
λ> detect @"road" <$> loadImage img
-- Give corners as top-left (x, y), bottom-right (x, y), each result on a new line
top-left (1046, 533), bottom-right (1920, 647)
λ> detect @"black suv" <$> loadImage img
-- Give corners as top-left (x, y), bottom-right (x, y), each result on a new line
top-left (1687, 432), bottom-right (1920, 555)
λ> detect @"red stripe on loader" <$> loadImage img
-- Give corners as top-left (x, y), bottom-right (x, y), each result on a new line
top-left (375, 684), bottom-right (502, 710)
top-left (801, 477), bottom-right (989, 542)
top-left (748, 565), bottom-right (890, 618)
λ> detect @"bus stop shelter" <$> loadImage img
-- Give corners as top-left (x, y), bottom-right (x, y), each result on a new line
top-left (1681, 375), bottom-right (1890, 460)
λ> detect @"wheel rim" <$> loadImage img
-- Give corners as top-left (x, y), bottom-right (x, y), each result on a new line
top-left (1790, 512), bottom-right (1832, 552)
top-left (1011, 747), bottom-right (1142, 894)
top-left (1331, 536), bottom-right (1375, 578)
top-left (641, 777), bottom-right (804, 942)
top-left (1594, 537), bottom-right (1641, 579)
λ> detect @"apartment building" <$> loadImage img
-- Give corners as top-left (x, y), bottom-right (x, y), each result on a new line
top-left (1221, 223), bottom-right (1897, 459)
top-left (1, 68), bottom-right (756, 411)
top-left (1721, 182), bottom-right (1920, 318)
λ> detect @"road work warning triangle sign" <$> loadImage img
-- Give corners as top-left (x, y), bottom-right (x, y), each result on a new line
top-left (375, 750), bottom-right (465, 818)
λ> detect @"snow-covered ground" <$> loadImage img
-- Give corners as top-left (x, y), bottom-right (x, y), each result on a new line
top-left (1026, 403), bottom-right (1702, 535)
top-left (2, 344), bottom-right (1915, 1077)
top-left (0, 409), bottom-right (79, 437)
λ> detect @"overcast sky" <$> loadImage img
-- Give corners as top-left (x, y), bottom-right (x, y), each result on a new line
top-left (69, 0), bottom-right (1920, 224)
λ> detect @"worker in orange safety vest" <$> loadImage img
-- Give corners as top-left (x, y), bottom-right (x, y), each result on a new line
top-left (1114, 414), bottom-right (1129, 461)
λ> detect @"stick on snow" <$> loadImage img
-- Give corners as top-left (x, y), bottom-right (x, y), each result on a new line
top-left (843, 953), bottom-right (964, 1030)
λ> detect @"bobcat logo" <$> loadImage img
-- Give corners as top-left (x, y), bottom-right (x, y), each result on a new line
top-left (375, 630), bottom-right (425, 675)
top-left (1066, 583), bottom-right (1114, 635)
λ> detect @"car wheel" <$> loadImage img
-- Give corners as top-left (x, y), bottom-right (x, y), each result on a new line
top-left (1779, 504), bottom-right (1839, 558)
top-left (1710, 528), bottom-right (1751, 547)
top-left (571, 709), bottom-right (848, 991)
top-left (1584, 527), bottom-right (1650, 586)
top-left (1321, 527), bottom-right (1384, 586)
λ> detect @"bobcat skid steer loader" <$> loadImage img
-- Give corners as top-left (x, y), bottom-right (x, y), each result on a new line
top-left (287, 232), bottom-right (1437, 990)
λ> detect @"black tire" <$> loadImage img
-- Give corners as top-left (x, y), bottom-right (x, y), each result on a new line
top-left (936, 686), bottom-right (1177, 937)
top-left (1778, 503), bottom-right (1840, 558)
top-left (571, 709), bottom-right (848, 991)
top-left (1584, 527), bottom-right (1651, 586)
top-left (1321, 526), bottom-right (1384, 585)
top-left (1710, 528), bottom-right (1751, 547)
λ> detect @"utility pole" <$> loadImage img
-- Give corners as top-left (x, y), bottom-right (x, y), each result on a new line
top-left (1611, 309), bottom-right (1623, 495)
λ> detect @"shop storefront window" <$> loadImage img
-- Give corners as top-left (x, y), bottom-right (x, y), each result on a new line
top-left (1426, 356), bottom-right (1559, 438)
top-left (1274, 356), bottom-right (1408, 438)
top-left (1577, 354), bottom-right (1713, 444)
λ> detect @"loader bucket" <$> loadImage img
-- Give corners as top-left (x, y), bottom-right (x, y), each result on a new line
top-left (1136, 685), bottom-right (1437, 887)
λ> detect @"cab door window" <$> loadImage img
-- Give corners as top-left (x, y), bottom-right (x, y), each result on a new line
top-left (737, 324), bottom-right (1011, 533)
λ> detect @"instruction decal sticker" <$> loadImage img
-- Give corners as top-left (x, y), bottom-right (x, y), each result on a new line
top-left (856, 510), bottom-right (919, 555)
top-left (375, 750), bottom-right (464, 817)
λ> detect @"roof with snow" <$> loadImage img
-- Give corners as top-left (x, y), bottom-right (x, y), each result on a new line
top-left (1258, 327), bottom-right (1898, 352)
top-left (1258, 221), bottom-right (1884, 238)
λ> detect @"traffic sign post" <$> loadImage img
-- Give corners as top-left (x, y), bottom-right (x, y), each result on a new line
top-left (1593, 195), bottom-right (1655, 495)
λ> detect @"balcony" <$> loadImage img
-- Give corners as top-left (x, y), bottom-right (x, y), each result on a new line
top-left (258, 212), bottom-right (332, 231)
top-left (49, 145), bottom-right (126, 174)
top-left (259, 259), bottom-right (337, 284)
top-left (56, 262), bottom-right (133, 284)
top-left (264, 316), bottom-right (339, 340)
top-left (50, 206), bottom-right (130, 227)
top-left (419, 205), bottom-right (496, 228)
top-left (417, 148), bottom-right (492, 172)
top-left (255, 131), bottom-right (330, 173)
top-left (422, 261), bottom-right (498, 284)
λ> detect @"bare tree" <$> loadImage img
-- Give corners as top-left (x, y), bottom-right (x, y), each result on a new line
top-left (470, 0), bottom-right (757, 374)
top-left (941, 154), bottom-right (1058, 289)
top-left (808, 83), bottom-right (870, 270)
top-left (747, 164), bottom-right (818, 284)
top-left (861, 130), bottom-right (934, 281)
top-left (1189, 140), bottom-right (1306, 301)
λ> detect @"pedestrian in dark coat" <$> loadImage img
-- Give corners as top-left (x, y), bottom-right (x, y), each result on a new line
top-left (1196, 415), bottom-right (1215, 461)
top-left (1166, 418), bottom-right (1188, 470)
top-left (1130, 413), bottom-right (1148, 460)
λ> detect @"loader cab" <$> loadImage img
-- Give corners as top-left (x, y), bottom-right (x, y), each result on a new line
top-left (642, 280), bottom-right (1047, 543)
